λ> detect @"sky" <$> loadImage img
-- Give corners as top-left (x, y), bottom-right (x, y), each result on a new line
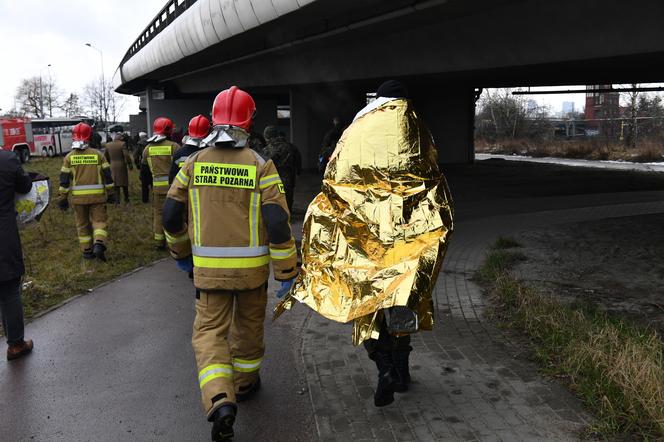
top-left (505, 84), bottom-right (664, 116)
top-left (0, 0), bottom-right (164, 120)
top-left (1, 1), bottom-right (661, 122)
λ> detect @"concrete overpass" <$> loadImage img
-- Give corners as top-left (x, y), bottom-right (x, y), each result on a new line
top-left (116, 0), bottom-right (664, 167)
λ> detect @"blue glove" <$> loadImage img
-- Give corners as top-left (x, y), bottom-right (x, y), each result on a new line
top-left (276, 279), bottom-right (294, 299)
top-left (175, 256), bottom-right (194, 273)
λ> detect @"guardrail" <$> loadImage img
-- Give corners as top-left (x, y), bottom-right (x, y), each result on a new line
top-left (120, 0), bottom-right (198, 66)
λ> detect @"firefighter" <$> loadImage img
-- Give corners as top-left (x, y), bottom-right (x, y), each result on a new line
top-left (162, 86), bottom-right (298, 442)
top-left (168, 115), bottom-right (211, 184)
top-left (141, 117), bottom-right (180, 249)
top-left (57, 122), bottom-right (115, 261)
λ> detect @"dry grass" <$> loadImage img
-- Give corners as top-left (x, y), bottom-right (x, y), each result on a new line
top-left (477, 138), bottom-right (664, 163)
top-left (479, 240), bottom-right (664, 439)
top-left (17, 156), bottom-right (167, 318)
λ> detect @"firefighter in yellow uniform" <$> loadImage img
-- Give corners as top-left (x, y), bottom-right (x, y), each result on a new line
top-left (140, 117), bottom-right (180, 248)
top-left (57, 122), bottom-right (114, 260)
top-left (162, 86), bottom-right (298, 442)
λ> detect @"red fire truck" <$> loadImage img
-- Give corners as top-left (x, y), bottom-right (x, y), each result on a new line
top-left (0, 117), bottom-right (96, 163)
top-left (0, 118), bottom-right (33, 163)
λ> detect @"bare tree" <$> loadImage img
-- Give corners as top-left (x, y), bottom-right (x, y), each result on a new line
top-left (14, 76), bottom-right (61, 118)
top-left (83, 79), bottom-right (126, 126)
top-left (476, 88), bottom-right (551, 141)
top-left (60, 93), bottom-right (83, 117)
top-left (622, 83), bottom-right (640, 148)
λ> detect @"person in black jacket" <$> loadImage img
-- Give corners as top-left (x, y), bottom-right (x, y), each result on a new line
top-left (0, 149), bottom-right (34, 360)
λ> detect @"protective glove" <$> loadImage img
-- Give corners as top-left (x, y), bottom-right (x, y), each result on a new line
top-left (106, 193), bottom-right (117, 204)
top-left (276, 279), bottom-right (294, 299)
top-left (57, 198), bottom-right (69, 211)
top-left (175, 256), bottom-right (194, 273)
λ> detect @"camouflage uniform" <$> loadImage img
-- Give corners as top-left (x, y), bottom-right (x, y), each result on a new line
top-left (263, 126), bottom-right (301, 213)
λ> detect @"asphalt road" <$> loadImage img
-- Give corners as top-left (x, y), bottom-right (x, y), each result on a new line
top-left (0, 260), bottom-right (316, 442)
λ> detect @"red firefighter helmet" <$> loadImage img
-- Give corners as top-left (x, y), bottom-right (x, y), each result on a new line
top-left (188, 115), bottom-right (211, 139)
top-left (211, 86), bottom-right (255, 131)
top-left (153, 117), bottom-right (174, 136)
top-left (72, 122), bottom-right (93, 142)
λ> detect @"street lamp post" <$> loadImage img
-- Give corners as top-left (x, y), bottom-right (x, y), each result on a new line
top-left (85, 43), bottom-right (106, 125)
top-left (39, 64), bottom-right (52, 118)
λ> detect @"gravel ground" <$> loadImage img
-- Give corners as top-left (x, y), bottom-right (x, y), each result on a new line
top-left (513, 213), bottom-right (664, 333)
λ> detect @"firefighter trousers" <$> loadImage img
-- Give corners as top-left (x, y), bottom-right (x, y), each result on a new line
top-left (152, 192), bottom-right (166, 246)
top-left (73, 204), bottom-right (108, 251)
top-left (192, 284), bottom-right (267, 418)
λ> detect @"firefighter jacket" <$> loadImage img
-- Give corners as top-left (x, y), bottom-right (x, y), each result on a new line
top-left (163, 146), bottom-right (298, 291)
top-left (169, 143), bottom-right (202, 184)
top-left (59, 147), bottom-right (113, 205)
top-left (140, 140), bottom-right (179, 196)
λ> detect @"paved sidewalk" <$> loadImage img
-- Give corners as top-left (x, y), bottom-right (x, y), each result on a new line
top-left (4, 163), bottom-right (664, 441)
top-left (292, 182), bottom-right (664, 441)
top-left (0, 262), bottom-right (316, 442)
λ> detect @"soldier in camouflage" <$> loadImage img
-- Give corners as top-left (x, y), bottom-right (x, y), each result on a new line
top-left (262, 126), bottom-right (301, 214)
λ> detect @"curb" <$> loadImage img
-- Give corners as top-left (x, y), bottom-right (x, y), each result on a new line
top-left (27, 257), bottom-right (170, 322)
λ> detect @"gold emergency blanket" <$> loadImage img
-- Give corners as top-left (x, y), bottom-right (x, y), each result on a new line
top-left (275, 98), bottom-right (453, 345)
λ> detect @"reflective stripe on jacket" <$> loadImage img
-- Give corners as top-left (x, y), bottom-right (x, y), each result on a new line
top-left (165, 146), bottom-right (297, 291)
top-left (141, 141), bottom-right (179, 194)
top-left (59, 147), bottom-right (113, 205)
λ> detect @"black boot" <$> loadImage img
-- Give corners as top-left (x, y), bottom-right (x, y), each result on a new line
top-left (93, 242), bottom-right (107, 262)
top-left (236, 376), bottom-right (261, 402)
top-left (372, 350), bottom-right (396, 407)
top-left (82, 249), bottom-right (95, 260)
top-left (392, 346), bottom-right (412, 392)
top-left (210, 404), bottom-right (236, 442)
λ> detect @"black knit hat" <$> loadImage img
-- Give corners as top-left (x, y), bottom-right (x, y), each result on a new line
top-left (376, 80), bottom-right (409, 99)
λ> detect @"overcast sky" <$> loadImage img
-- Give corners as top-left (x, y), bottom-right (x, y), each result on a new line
top-left (1, 1), bottom-right (660, 122)
top-left (0, 0), bottom-right (163, 120)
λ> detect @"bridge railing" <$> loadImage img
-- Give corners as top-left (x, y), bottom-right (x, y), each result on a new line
top-left (121, 0), bottom-right (198, 66)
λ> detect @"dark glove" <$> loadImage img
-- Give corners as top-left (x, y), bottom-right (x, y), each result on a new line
top-left (57, 198), bottom-right (69, 211)
top-left (175, 256), bottom-right (194, 273)
top-left (276, 279), bottom-right (294, 299)
top-left (107, 193), bottom-right (116, 204)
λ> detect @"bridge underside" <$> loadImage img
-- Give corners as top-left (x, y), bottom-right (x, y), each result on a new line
top-left (119, 0), bottom-right (664, 167)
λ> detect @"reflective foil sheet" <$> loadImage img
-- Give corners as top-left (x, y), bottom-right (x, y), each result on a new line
top-left (275, 99), bottom-right (453, 345)
top-left (16, 177), bottom-right (50, 225)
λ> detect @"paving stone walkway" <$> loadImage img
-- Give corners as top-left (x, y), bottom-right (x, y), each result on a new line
top-left (290, 192), bottom-right (664, 441)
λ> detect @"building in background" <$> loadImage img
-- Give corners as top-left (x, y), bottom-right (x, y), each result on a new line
top-left (562, 101), bottom-right (575, 116)
top-left (585, 85), bottom-right (620, 137)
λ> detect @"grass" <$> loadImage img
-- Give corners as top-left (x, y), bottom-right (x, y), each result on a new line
top-left (477, 138), bottom-right (664, 163)
top-left (475, 237), bottom-right (526, 283)
top-left (16, 156), bottom-right (167, 318)
top-left (478, 238), bottom-right (664, 440)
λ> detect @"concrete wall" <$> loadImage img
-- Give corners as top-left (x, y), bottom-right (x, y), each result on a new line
top-left (135, 83), bottom-right (476, 166)
top-left (145, 91), bottom-right (212, 136)
top-left (290, 84), bottom-right (366, 169)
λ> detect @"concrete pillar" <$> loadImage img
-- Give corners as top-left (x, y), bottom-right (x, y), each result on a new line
top-left (290, 84), bottom-right (366, 170)
top-left (252, 96), bottom-right (279, 139)
top-left (410, 86), bottom-right (476, 164)
top-left (144, 88), bottom-right (212, 137)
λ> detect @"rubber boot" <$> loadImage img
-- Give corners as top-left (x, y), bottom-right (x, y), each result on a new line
top-left (236, 376), bottom-right (261, 402)
top-left (82, 249), bottom-right (95, 260)
top-left (392, 346), bottom-right (412, 393)
top-left (210, 404), bottom-right (237, 442)
top-left (93, 242), bottom-right (107, 262)
top-left (372, 350), bottom-right (396, 407)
